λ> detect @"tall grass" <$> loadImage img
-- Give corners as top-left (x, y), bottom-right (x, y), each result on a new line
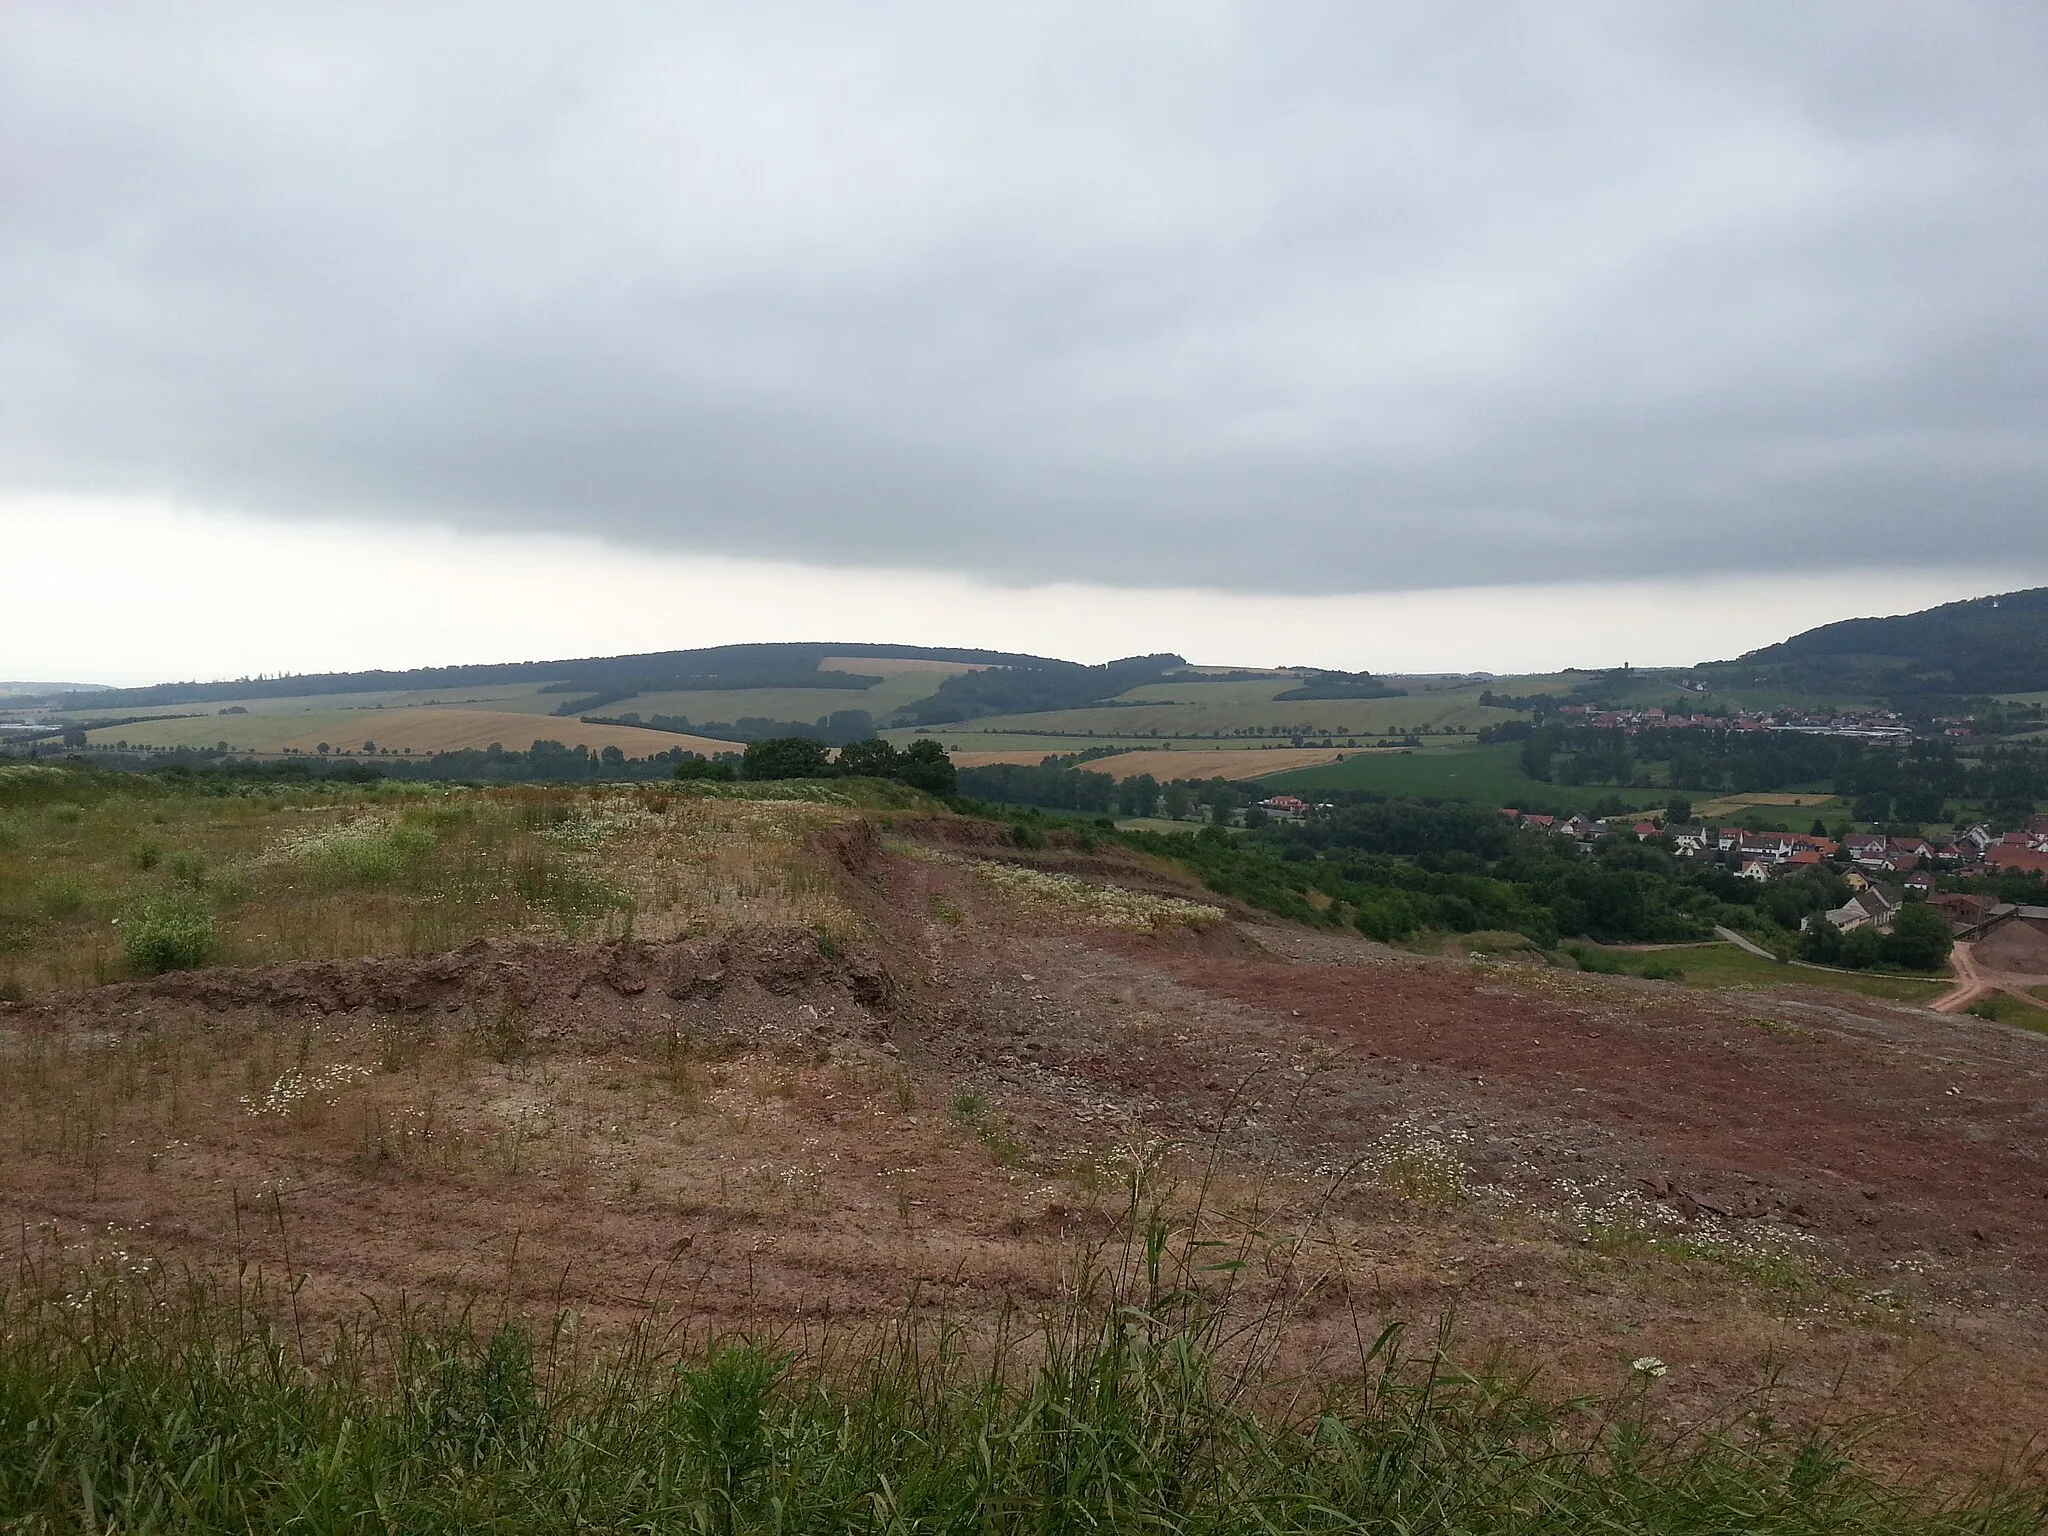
top-left (1, 1214), bottom-right (2037, 1533)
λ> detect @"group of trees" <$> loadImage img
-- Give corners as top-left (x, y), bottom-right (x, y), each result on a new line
top-left (691, 736), bottom-right (957, 793)
top-left (1798, 903), bottom-right (1952, 972)
top-left (1110, 793), bottom-right (1960, 972)
top-left (899, 655), bottom-right (1185, 726)
top-left (588, 709), bottom-right (881, 745)
top-left (954, 758), bottom-right (1294, 823)
top-left (1510, 723), bottom-right (2045, 826)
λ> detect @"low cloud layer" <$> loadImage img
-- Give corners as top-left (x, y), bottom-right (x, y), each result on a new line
top-left (4, 3), bottom-right (2044, 593)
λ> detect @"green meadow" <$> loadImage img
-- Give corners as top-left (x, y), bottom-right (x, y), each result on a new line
top-left (1264, 741), bottom-right (1662, 812)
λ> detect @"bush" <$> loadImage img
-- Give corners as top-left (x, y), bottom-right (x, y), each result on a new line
top-left (741, 737), bottom-right (832, 781)
top-left (1564, 944), bottom-right (1626, 975)
top-left (32, 874), bottom-right (92, 919)
top-left (306, 821), bottom-right (437, 887)
top-left (674, 756), bottom-right (737, 783)
top-left (1884, 902), bottom-right (1954, 973)
top-left (121, 891), bottom-right (216, 974)
top-left (896, 737), bottom-right (957, 795)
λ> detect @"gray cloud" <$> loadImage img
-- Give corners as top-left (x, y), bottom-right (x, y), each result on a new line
top-left (3, 1), bottom-right (2046, 592)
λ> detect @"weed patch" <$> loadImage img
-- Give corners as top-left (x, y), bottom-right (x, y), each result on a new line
top-left (120, 890), bottom-right (217, 974)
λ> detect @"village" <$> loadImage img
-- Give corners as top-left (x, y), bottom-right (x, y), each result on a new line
top-left (1492, 806), bottom-right (2048, 938)
top-left (1554, 701), bottom-right (1930, 739)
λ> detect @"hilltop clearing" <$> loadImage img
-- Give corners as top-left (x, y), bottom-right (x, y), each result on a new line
top-left (5, 771), bottom-right (2048, 1499)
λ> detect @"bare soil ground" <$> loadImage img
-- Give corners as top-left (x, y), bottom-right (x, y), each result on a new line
top-left (5, 814), bottom-right (2046, 1483)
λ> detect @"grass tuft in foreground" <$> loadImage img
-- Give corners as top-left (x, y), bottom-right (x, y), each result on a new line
top-left (1, 1212), bottom-right (2037, 1534)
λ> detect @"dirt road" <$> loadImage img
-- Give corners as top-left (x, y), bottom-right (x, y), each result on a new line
top-left (1931, 938), bottom-right (2048, 1014)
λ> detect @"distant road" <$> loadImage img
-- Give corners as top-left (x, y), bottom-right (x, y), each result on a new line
top-left (1713, 925), bottom-right (1777, 959)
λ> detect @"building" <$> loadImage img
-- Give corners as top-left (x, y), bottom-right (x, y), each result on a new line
top-left (1819, 885), bottom-right (1902, 934)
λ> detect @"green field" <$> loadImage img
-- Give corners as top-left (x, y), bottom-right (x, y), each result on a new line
top-left (625, 668), bottom-right (951, 723)
top-left (1263, 741), bottom-right (1661, 811)
top-left (1640, 944), bottom-right (1951, 1004)
top-left (1964, 991), bottom-right (2048, 1033)
top-left (958, 693), bottom-right (1522, 740)
top-left (1592, 667), bottom-right (1887, 715)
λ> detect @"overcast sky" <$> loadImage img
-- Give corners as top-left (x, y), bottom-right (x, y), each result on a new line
top-left (4, 3), bottom-right (2045, 677)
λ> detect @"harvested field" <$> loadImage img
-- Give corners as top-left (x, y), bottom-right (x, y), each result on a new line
top-left (1087, 747), bottom-right (1365, 780)
top-left (84, 706), bottom-right (738, 758)
top-left (273, 709), bottom-right (737, 757)
top-left (5, 792), bottom-right (2048, 1492)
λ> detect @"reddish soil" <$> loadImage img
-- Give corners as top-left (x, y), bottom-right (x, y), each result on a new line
top-left (4, 819), bottom-right (2047, 1481)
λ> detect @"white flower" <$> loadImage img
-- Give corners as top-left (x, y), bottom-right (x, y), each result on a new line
top-left (1631, 1356), bottom-right (1669, 1378)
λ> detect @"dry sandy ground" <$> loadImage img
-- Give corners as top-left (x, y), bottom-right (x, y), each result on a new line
top-left (4, 819), bottom-right (2046, 1484)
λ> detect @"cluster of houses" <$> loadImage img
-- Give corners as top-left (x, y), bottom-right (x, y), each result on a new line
top-left (1555, 703), bottom-right (1922, 741)
top-left (1256, 794), bottom-right (1317, 820)
top-left (1504, 809), bottom-right (2048, 875)
top-left (1500, 809), bottom-right (2048, 936)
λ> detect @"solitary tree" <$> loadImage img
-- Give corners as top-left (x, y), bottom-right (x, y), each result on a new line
top-left (897, 738), bottom-right (957, 795)
top-left (1884, 902), bottom-right (1953, 972)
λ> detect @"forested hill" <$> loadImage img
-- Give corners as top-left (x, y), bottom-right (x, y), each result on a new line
top-left (18, 643), bottom-right (1059, 712)
top-left (898, 654), bottom-right (1188, 725)
top-left (1733, 587), bottom-right (2048, 696)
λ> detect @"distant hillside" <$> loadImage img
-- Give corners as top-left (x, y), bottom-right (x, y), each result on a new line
top-left (897, 654), bottom-right (1188, 725)
top-left (0, 682), bottom-right (109, 699)
top-left (1732, 587), bottom-right (2048, 697)
top-left (15, 643), bottom-right (1057, 712)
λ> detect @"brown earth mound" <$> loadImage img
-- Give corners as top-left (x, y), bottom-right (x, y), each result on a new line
top-left (1977, 916), bottom-right (2048, 973)
top-left (5, 819), bottom-right (2048, 1481)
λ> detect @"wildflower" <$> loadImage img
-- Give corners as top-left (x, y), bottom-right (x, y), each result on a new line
top-left (1631, 1356), bottom-right (1669, 1378)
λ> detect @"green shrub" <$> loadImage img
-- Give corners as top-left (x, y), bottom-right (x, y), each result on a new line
top-left (33, 874), bottom-right (92, 919)
top-left (131, 839), bottom-right (162, 870)
top-left (121, 891), bottom-right (217, 974)
top-left (165, 849), bottom-right (208, 887)
top-left (1565, 944), bottom-right (1626, 975)
top-left (306, 821), bottom-right (437, 886)
top-left (674, 756), bottom-right (738, 783)
top-left (0, 1259), bottom-right (2029, 1535)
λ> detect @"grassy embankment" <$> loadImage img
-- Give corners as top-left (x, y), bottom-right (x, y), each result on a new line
top-left (1560, 942), bottom-right (1953, 1006)
top-left (1964, 991), bottom-right (2048, 1033)
top-left (0, 766), bottom-right (898, 996)
top-left (1, 1206), bottom-right (2035, 1534)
